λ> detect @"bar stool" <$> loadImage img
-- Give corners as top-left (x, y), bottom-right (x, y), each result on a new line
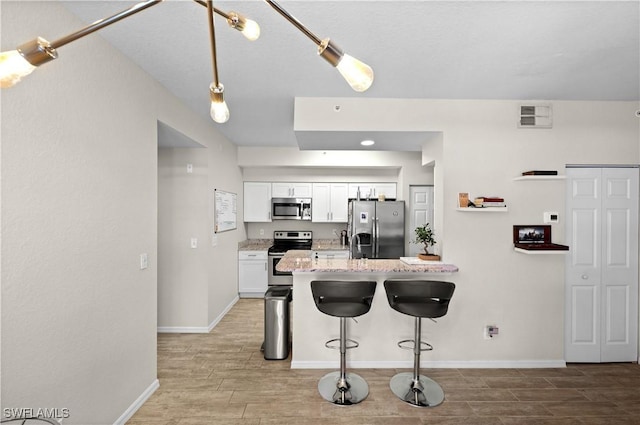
top-left (384, 279), bottom-right (455, 407)
top-left (311, 280), bottom-right (377, 405)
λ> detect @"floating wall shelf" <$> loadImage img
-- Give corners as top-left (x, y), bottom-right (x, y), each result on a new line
top-left (514, 248), bottom-right (569, 255)
top-left (456, 207), bottom-right (508, 212)
top-left (513, 175), bottom-right (566, 181)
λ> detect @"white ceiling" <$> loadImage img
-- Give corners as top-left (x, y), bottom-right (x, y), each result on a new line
top-left (61, 0), bottom-right (639, 150)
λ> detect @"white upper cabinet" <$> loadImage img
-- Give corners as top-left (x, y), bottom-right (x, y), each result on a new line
top-left (348, 183), bottom-right (397, 200)
top-left (272, 182), bottom-right (312, 198)
top-left (243, 182), bottom-right (271, 222)
top-left (312, 183), bottom-right (349, 223)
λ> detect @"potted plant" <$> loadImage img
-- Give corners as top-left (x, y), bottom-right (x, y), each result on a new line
top-left (413, 223), bottom-right (440, 261)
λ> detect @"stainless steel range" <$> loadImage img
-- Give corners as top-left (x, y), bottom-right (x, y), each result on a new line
top-left (268, 230), bottom-right (312, 286)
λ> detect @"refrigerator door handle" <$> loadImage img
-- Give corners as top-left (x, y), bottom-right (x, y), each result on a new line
top-left (374, 217), bottom-right (380, 258)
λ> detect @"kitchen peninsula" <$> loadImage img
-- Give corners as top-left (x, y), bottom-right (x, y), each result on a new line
top-left (276, 250), bottom-right (459, 369)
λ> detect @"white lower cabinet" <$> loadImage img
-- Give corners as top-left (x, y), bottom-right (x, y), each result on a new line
top-left (238, 251), bottom-right (268, 298)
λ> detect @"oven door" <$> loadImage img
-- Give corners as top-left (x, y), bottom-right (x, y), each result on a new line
top-left (268, 252), bottom-right (293, 286)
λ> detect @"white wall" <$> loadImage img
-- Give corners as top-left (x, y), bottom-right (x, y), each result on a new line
top-left (158, 147), bottom-right (209, 329)
top-left (157, 141), bottom-right (243, 331)
top-left (1, 1), bottom-right (242, 423)
top-left (244, 98), bottom-right (640, 364)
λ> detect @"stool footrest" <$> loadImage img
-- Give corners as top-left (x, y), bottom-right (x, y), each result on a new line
top-left (398, 339), bottom-right (433, 352)
top-left (325, 338), bottom-right (359, 350)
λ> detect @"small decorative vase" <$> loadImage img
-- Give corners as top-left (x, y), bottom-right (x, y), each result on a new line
top-left (418, 253), bottom-right (441, 261)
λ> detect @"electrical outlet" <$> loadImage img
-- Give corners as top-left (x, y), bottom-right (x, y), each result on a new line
top-left (484, 325), bottom-right (499, 339)
top-left (259, 228), bottom-right (264, 236)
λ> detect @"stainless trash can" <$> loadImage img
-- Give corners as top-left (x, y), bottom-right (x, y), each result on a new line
top-left (264, 287), bottom-right (292, 360)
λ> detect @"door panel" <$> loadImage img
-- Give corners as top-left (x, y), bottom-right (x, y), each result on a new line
top-left (606, 209), bottom-right (629, 267)
top-left (572, 209), bottom-right (598, 267)
top-left (571, 285), bottom-right (598, 345)
top-left (605, 285), bottom-right (629, 344)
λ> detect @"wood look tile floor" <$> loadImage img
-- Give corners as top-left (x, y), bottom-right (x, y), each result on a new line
top-left (128, 299), bottom-right (640, 425)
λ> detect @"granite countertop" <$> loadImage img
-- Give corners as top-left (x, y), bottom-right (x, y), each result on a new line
top-left (238, 239), bottom-right (272, 251)
top-left (277, 250), bottom-right (458, 273)
top-left (311, 239), bottom-right (349, 251)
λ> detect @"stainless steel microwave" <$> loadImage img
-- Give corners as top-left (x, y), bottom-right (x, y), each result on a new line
top-left (271, 197), bottom-right (312, 220)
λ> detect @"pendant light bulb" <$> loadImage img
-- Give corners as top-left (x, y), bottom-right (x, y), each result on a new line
top-left (240, 19), bottom-right (260, 41)
top-left (226, 12), bottom-right (260, 41)
top-left (0, 50), bottom-right (37, 88)
top-left (209, 83), bottom-right (230, 123)
top-left (335, 54), bottom-right (374, 92)
top-left (318, 39), bottom-right (374, 92)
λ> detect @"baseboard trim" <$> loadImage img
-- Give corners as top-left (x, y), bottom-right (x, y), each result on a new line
top-left (113, 379), bottom-right (159, 425)
top-left (157, 295), bottom-right (239, 333)
top-left (290, 359), bottom-right (567, 369)
top-left (208, 295), bottom-right (239, 332)
top-left (157, 325), bottom-right (210, 333)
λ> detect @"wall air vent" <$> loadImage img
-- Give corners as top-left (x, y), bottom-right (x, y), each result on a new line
top-left (518, 104), bottom-right (552, 128)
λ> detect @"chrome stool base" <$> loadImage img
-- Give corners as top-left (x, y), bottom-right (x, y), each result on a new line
top-left (390, 372), bottom-right (445, 407)
top-left (318, 371), bottom-right (369, 405)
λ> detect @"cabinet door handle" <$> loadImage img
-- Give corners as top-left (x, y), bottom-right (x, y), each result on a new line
top-left (581, 274), bottom-right (589, 280)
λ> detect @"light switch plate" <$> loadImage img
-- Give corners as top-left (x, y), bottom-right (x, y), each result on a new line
top-left (140, 253), bottom-right (148, 270)
top-left (190, 237), bottom-right (198, 248)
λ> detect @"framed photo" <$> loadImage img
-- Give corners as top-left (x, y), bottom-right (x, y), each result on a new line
top-left (513, 225), bottom-right (551, 244)
top-left (458, 192), bottom-right (469, 208)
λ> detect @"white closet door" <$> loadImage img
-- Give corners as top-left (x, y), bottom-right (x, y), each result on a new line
top-left (600, 168), bottom-right (638, 362)
top-left (408, 186), bottom-right (434, 256)
top-left (566, 168), bottom-right (602, 362)
top-left (565, 167), bottom-right (638, 363)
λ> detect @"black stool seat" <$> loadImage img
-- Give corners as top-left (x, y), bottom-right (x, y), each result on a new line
top-left (310, 280), bottom-right (376, 405)
top-left (312, 280), bottom-right (376, 318)
top-left (384, 280), bottom-right (455, 318)
top-left (384, 279), bottom-right (455, 408)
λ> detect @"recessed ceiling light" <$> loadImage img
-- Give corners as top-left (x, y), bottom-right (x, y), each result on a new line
top-left (360, 139), bottom-right (375, 146)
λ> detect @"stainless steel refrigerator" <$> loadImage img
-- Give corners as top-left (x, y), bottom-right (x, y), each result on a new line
top-left (347, 200), bottom-right (405, 259)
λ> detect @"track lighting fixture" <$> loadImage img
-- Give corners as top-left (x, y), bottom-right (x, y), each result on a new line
top-left (0, 0), bottom-right (374, 124)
